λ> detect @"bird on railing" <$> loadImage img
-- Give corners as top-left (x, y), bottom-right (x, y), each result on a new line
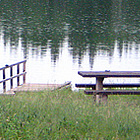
top-left (5, 64), bottom-right (9, 67)
top-left (105, 70), bottom-right (110, 72)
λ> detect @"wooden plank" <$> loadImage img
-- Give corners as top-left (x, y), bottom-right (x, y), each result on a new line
top-left (0, 72), bottom-right (27, 83)
top-left (75, 83), bottom-right (140, 88)
top-left (12, 82), bottom-right (71, 92)
top-left (0, 60), bottom-right (27, 71)
top-left (2, 82), bottom-right (71, 94)
top-left (78, 71), bottom-right (140, 78)
top-left (0, 90), bottom-right (15, 95)
top-left (0, 94), bottom-right (15, 96)
top-left (84, 90), bottom-right (140, 95)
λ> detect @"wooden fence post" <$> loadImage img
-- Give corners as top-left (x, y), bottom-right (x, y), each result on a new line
top-left (10, 66), bottom-right (13, 89)
top-left (17, 64), bottom-right (20, 86)
top-left (23, 61), bottom-right (26, 84)
top-left (3, 69), bottom-right (6, 92)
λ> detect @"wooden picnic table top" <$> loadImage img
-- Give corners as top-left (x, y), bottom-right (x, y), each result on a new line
top-left (78, 71), bottom-right (140, 78)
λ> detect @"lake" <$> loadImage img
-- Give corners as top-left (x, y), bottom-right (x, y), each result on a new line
top-left (0, 0), bottom-right (140, 91)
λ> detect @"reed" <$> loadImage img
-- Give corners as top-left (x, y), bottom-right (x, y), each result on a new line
top-left (0, 88), bottom-right (139, 139)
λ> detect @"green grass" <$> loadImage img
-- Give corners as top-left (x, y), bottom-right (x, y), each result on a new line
top-left (0, 88), bottom-right (140, 139)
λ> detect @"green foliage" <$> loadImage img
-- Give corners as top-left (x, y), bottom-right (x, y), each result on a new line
top-left (0, 89), bottom-right (140, 139)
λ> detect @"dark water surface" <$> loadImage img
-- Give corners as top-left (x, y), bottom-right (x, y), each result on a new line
top-left (0, 0), bottom-right (140, 90)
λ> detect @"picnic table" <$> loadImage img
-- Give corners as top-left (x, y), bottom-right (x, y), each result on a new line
top-left (78, 71), bottom-right (140, 103)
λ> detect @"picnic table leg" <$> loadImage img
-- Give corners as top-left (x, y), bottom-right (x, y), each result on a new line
top-left (96, 77), bottom-right (108, 103)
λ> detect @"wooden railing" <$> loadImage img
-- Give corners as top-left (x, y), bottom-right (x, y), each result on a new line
top-left (0, 60), bottom-right (27, 93)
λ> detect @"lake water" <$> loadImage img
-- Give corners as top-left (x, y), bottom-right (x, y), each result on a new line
top-left (0, 0), bottom-right (140, 91)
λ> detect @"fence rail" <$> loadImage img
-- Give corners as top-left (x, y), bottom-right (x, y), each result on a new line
top-left (0, 60), bottom-right (27, 93)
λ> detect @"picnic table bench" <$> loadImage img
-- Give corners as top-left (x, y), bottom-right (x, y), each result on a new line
top-left (75, 83), bottom-right (140, 89)
top-left (77, 71), bottom-right (140, 103)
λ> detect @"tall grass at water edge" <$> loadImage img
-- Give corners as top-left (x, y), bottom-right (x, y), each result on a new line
top-left (0, 88), bottom-right (140, 139)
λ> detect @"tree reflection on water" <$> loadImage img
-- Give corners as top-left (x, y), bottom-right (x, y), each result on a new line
top-left (0, 0), bottom-right (139, 67)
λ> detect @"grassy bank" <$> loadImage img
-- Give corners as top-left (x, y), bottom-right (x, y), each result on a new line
top-left (0, 88), bottom-right (140, 139)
